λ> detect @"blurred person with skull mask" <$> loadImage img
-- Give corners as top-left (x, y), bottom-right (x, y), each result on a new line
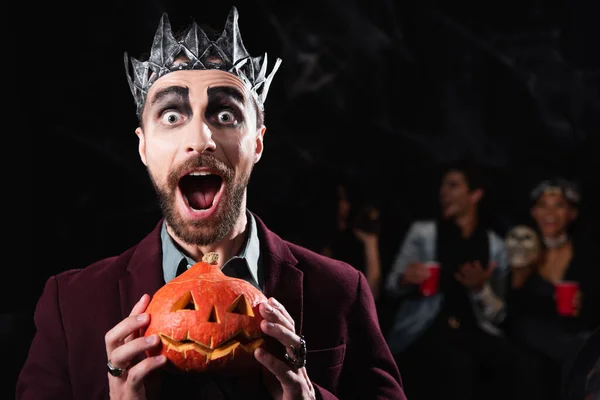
top-left (384, 158), bottom-right (543, 400)
top-left (504, 178), bottom-right (600, 398)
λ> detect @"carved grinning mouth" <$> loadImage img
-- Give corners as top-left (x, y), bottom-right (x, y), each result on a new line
top-left (159, 332), bottom-right (264, 361)
top-left (179, 172), bottom-right (223, 211)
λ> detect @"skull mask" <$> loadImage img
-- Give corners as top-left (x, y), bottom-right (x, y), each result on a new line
top-left (505, 225), bottom-right (541, 268)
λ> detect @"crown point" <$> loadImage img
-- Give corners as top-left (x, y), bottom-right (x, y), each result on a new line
top-left (125, 6), bottom-right (282, 118)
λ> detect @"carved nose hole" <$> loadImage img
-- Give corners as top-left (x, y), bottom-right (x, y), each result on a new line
top-left (227, 295), bottom-right (254, 317)
top-left (208, 305), bottom-right (220, 323)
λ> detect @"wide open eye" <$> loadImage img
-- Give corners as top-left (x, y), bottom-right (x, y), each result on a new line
top-left (161, 110), bottom-right (185, 125)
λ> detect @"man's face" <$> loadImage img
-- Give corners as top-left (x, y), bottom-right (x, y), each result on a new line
top-left (531, 191), bottom-right (576, 239)
top-left (439, 170), bottom-right (480, 219)
top-left (136, 69), bottom-right (265, 246)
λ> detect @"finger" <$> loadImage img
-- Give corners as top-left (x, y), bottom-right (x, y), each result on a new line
top-left (352, 228), bottom-right (365, 237)
top-left (116, 354), bottom-right (167, 387)
top-left (419, 264), bottom-right (431, 277)
top-left (483, 268), bottom-right (495, 280)
top-left (130, 294), bottom-right (151, 317)
top-left (458, 264), bottom-right (473, 275)
top-left (410, 262), bottom-right (424, 270)
top-left (485, 262), bottom-right (498, 276)
top-left (109, 334), bottom-right (162, 369)
top-left (260, 318), bottom-right (300, 349)
top-left (260, 300), bottom-right (295, 333)
top-left (105, 312), bottom-right (151, 356)
top-left (269, 298), bottom-right (294, 327)
top-left (125, 294), bottom-right (152, 343)
top-left (254, 347), bottom-right (298, 385)
top-left (573, 291), bottom-right (582, 306)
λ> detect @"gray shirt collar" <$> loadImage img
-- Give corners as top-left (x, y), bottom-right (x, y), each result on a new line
top-left (161, 210), bottom-right (261, 287)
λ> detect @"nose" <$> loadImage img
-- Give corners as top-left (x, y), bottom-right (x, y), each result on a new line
top-left (184, 116), bottom-right (217, 154)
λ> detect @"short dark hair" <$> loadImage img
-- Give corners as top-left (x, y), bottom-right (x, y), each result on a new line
top-left (440, 158), bottom-right (485, 192)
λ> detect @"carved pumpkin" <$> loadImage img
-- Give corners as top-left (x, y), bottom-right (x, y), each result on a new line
top-left (144, 252), bottom-right (267, 375)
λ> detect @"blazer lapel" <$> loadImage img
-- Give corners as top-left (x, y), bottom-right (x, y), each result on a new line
top-left (118, 219), bottom-right (165, 319)
top-left (254, 213), bottom-right (304, 335)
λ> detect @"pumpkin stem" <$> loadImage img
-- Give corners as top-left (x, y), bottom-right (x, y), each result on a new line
top-left (202, 252), bottom-right (220, 265)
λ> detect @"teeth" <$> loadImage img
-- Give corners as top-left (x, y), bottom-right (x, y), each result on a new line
top-left (189, 171), bottom-right (211, 176)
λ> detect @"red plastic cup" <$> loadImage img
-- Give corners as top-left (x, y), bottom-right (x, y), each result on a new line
top-left (555, 281), bottom-right (579, 316)
top-left (419, 262), bottom-right (441, 296)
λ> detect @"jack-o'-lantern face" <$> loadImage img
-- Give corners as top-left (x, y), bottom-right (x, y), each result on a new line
top-left (144, 253), bottom-right (267, 374)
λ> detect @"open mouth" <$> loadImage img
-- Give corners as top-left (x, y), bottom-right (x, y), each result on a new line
top-left (179, 171), bottom-right (224, 211)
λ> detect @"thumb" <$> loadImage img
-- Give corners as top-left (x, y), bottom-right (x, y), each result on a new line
top-left (485, 261), bottom-right (497, 277)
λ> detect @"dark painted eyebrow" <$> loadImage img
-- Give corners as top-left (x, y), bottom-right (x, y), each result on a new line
top-left (148, 86), bottom-right (189, 107)
top-left (207, 86), bottom-right (245, 104)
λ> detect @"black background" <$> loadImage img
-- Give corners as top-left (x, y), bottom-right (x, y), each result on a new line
top-left (9, 0), bottom-right (600, 395)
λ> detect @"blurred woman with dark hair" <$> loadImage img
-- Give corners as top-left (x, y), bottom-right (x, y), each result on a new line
top-left (506, 177), bottom-right (600, 398)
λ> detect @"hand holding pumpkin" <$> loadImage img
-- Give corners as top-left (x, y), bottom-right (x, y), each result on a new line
top-left (254, 297), bottom-right (316, 400)
top-left (105, 293), bottom-right (167, 400)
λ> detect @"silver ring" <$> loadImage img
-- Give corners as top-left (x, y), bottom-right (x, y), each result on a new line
top-left (284, 335), bottom-right (307, 369)
top-left (107, 359), bottom-right (126, 377)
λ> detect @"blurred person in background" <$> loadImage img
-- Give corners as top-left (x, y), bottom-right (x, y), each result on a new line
top-left (383, 158), bottom-right (542, 400)
top-left (320, 178), bottom-right (383, 301)
top-left (506, 178), bottom-right (600, 398)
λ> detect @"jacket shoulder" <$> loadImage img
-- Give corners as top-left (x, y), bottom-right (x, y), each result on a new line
top-left (49, 245), bottom-right (137, 292)
top-left (287, 242), bottom-right (361, 279)
top-left (284, 241), bottom-right (365, 297)
top-left (406, 220), bottom-right (436, 238)
top-left (487, 229), bottom-right (507, 252)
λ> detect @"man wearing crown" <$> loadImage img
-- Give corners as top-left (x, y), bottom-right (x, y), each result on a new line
top-left (16, 7), bottom-right (406, 400)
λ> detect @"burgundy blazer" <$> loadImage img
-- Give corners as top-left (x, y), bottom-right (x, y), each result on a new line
top-left (17, 214), bottom-right (405, 399)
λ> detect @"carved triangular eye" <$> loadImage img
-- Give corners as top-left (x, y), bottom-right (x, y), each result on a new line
top-left (208, 305), bottom-right (220, 323)
top-left (226, 294), bottom-right (254, 317)
top-left (171, 291), bottom-right (196, 311)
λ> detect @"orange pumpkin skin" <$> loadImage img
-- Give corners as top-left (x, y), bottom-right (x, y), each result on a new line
top-left (144, 253), bottom-right (267, 375)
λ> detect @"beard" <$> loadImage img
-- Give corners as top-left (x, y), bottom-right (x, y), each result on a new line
top-left (148, 155), bottom-right (251, 246)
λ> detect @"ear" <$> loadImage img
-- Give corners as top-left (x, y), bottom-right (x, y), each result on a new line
top-left (568, 207), bottom-right (578, 222)
top-left (253, 125), bottom-right (266, 164)
top-left (135, 127), bottom-right (148, 166)
top-left (470, 188), bottom-right (484, 204)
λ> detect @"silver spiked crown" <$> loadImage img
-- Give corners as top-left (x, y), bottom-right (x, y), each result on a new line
top-left (124, 6), bottom-right (282, 118)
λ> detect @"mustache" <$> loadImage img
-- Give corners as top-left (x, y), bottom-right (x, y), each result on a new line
top-left (168, 155), bottom-right (234, 184)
